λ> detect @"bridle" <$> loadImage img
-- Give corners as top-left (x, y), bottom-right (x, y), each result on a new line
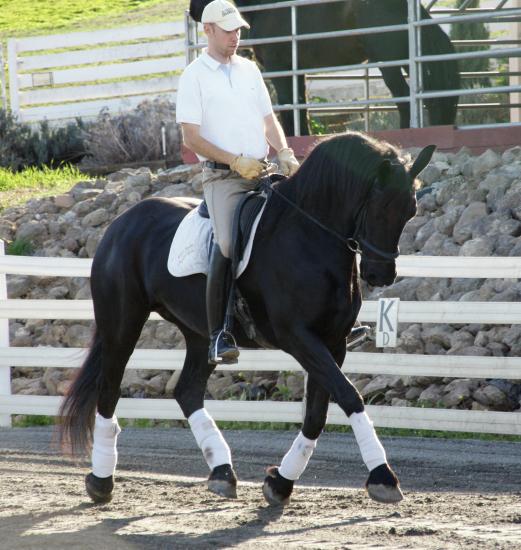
top-left (259, 172), bottom-right (400, 264)
top-left (350, 189), bottom-right (400, 263)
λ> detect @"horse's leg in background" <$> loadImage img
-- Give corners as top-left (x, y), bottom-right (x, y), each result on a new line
top-left (279, 329), bottom-right (403, 505)
top-left (173, 327), bottom-right (238, 499)
top-left (269, 73), bottom-right (308, 136)
top-left (263, 374), bottom-right (330, 505)
top-left (379, 66), bottom-right (411, 129)
top-left (85, 298), bottom-right (149, 504)
top-left (298, 74), bottom-right (309, 136)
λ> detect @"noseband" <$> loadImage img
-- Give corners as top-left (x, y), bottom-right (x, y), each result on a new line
top-left (261, 176), bottom-right (399, 264)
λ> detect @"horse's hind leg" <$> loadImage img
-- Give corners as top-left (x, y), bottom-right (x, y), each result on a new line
top-left (263, 374), bottom-right (330, 506)
top-left (85, 300), bottom-right (148, 504)
top-left (173, 329), bottom-right (238, 499)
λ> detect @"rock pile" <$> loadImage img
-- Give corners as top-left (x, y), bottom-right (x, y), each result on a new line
top-left (3, 145), bottom-right (521, 413)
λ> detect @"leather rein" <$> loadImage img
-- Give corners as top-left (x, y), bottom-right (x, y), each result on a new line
top-left (259, 174), bottom-right (400, 264)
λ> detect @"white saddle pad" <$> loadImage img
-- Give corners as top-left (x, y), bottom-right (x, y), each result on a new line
top-left (167, 200), bottom-right (267, 278)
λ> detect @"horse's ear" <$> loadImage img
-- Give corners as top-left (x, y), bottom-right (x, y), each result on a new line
top-left (377, 159), bottom-right (392, 182)
top-left (409, 145), bottom-right (436, 180)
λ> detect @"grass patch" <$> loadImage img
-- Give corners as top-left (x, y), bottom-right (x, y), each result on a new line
top-left (217, 420), bottom-right (300, 431)
top-left (9, 416), bottom-right (521, 443)
top-left (0, 164), bottom-right (84, 190)
top-left (0, 1), bottom-right (186, 39)
top-left (6, 238), bottom-right (34, 256)
top-left (323, 424), bottom-right (521, 443)
top-left (12, 414), bottom-right (55, 427)
top-left (0, 164), bottom-right (85, 211)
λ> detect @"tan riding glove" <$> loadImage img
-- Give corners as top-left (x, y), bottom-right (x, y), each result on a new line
top-left (230, 155), bottom-right (264, 180)
top-left (277, 147), bottom-right (300, 176)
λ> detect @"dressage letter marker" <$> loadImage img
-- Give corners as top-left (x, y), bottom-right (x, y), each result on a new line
top-left (376, 298), bottom-right (400, 348)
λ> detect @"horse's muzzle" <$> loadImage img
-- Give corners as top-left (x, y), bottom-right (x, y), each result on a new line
top-left (360, 262), bottom-right (397, 288)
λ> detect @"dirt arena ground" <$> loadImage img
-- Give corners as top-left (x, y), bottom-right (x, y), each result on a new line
top-left (1, 426), bottom-right (520, 549)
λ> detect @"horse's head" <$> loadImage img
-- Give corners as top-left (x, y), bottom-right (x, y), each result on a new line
top-left (189, 0), bottom-right (211, 22)
top-left (359, 144), bottom-right (436, 287)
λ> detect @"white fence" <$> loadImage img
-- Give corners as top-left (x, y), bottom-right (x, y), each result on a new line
top-left (7, 20), bottom-right (185, 124)
top-left (0, 252), bottom-right (520, 435)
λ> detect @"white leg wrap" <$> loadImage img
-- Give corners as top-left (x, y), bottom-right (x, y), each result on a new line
top-left (92, 413), bottom-right (121, 478)
top-left (188, 408), bottom-right (232, 470)
top-left (278, 432), bottom-right (317, 481)
top-left (350, 411), bottom-right (387, 471)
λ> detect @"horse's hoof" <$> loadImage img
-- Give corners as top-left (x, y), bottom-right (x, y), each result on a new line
top-left (262, 466), bottom-right (293, 506)
top-left (365, 463), bottom-right (403, 504)
top-left (85, 472), bottom-right (114, 504)
top-left (367, 483), bottom-right (404, 504)
top-left (208, 479), bottom-right (238, 499)
top-left (208, 464), bottom-right (238, 499)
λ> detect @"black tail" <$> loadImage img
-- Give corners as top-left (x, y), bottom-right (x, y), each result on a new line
top-left (58, 328), bottom-right (103, 456)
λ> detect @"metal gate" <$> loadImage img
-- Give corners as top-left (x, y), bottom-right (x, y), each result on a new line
top-left (185, 0), bottom-right (521, 134)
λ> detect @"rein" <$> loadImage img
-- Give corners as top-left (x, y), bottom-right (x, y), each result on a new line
top-left (259, 174), bottom-right (399, 264)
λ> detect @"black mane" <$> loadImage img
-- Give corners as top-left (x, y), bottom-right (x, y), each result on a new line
top-left (285, 131), bottom-right (404, 223)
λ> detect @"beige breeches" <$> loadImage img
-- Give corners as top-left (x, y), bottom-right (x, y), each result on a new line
top-left (202, 168), bottom-right (258, 258)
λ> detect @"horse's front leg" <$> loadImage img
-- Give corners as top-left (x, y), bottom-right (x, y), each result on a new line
top-left (263, 373), bottom-right (330, 505)
top-left (174, 331), bottom-right (238, 498)
top-left (278, 329), bottom-right (403, 504)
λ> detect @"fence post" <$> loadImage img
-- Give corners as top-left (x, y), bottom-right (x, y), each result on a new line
top-left (510, 0), bottom-right (521, 123)
top-left (184, 9), bottom-right (197, 66)
top-left (0, 42), bottom-right (7, 110)
top-left (364, 68), bottom-right (370, 132)
top-left (0, 241), bottom-right (12, 427)
top-left (291, 4), bottom-right (300, 136)
top-left (7, 38), bottom-right (20, 119)
top-left (407, 0), bottom-right (422, 127)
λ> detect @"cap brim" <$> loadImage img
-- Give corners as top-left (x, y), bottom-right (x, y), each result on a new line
top-left (216, 14), bottom-right (250, 31)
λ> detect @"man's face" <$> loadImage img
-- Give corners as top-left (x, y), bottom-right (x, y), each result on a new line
top-left (205, 23), bottom-right (241, 57)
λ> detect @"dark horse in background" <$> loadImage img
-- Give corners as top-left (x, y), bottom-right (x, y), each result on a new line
top-left (190, 0), bottom-right (460, 135)
top-left (59, 131), bottom-right (435, 506)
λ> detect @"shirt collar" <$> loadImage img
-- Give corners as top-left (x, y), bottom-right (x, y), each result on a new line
top-left (201, 49), bottom-right (240, 70)
top-left (201, 49), bottom-right (222, 71)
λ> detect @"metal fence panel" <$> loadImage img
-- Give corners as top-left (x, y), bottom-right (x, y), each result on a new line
top-left (186, 0), bottom-right (521, 134)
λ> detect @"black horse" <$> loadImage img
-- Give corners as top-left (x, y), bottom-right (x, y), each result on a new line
top-left (189, 0), bottom-right (460, 134)
top-left (59, 131), bottom-right (434, 506)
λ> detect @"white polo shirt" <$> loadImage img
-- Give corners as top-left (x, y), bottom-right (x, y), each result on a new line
top-left (176, 50), bottom-right (273, 161)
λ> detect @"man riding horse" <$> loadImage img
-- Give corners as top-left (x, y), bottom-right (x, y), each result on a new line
top-left (176, 0), bottom-right (301, 364)
top-left (57, 0), bottom-right (436, 508)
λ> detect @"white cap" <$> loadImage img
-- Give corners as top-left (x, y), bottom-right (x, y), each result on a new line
top-left (201, 0), bottom-right (250, 31)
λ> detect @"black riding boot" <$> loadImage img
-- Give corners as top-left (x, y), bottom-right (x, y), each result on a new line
top-left (207, 244), bottom-right (239, 365)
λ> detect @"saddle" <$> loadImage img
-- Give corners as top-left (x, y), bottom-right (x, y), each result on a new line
top-left (167, 174), bottom-right (285, 347)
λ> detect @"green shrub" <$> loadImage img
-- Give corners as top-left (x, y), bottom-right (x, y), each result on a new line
top-left (0, 109), bottom-right (86, 171)
top-left (6, 238), bottom-right (34, 256)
